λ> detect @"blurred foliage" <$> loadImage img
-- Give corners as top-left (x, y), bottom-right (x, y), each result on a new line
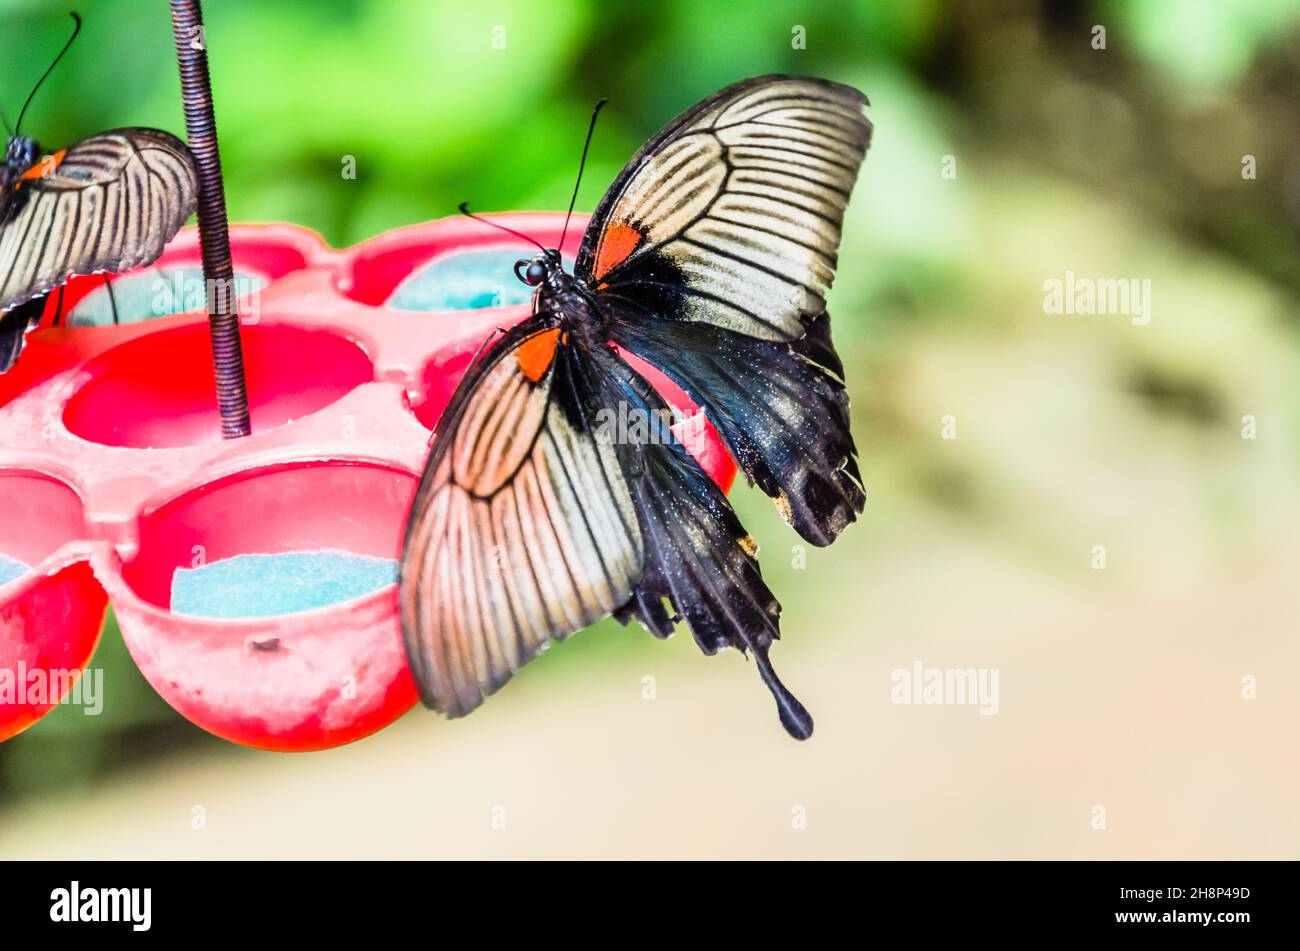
top-left (1, 0), bottom-right (1298, 810)
top-left (1, 0), bottom-right (939, 248)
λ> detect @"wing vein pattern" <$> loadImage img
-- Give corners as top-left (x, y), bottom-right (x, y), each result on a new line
top-left (0, 128), bottom-right (197, 315)
top-left (401, 331), bottom-right (643, 716)
top-left (579, 75), bottom-right (871, 342)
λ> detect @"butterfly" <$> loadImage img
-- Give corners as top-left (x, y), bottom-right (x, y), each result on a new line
top-left (0, 13), bottom-right (198, 371)
top-left (400, 75), bottom-right (871, 739)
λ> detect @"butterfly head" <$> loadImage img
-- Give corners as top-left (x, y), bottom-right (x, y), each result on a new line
top-left (4, 136), bottom-right (39, 179)
top-left (514, 248), bottom-right (564, 288)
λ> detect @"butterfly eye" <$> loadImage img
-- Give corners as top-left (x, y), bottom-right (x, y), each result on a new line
top-left (519, 260), bottom-right (547, 286)
top-left (514, 258), bottom-right (541, 286)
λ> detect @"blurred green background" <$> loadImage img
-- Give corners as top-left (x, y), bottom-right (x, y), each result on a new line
top-left (2, 0), bottom-right (1299, 857)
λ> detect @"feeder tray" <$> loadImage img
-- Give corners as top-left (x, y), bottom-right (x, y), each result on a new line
top-left (0, 213), bottom-right (737, 751)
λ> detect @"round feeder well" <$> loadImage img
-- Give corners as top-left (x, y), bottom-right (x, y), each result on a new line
top-left (114, 461), bottom-right (419, 751)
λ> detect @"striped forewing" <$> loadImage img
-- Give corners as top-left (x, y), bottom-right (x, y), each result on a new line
top-left (0, 128), bottom-right (197, 313)
top-left (577, 75), bottom-right (870, 341)
top-left (400, 330), bottom-right (643, 716)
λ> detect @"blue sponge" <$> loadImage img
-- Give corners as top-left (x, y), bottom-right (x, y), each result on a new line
top-left (0, 553), bottom-right (29, 587)
top-left (170, 550), bottom-right (398, 619)
top-left (67, 266), bottom-right (268, 327)
top-left (386, 249), bottom-right (574, 312)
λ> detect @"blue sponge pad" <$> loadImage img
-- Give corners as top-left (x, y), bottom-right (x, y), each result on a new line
top-left (0, 553), bottom-right (29, 587)
top-left (67, 266), bottom-right (268, 327)
top-left (171, 550), bottom-right (398, 620)
top-left (386, 249), bottom-right (573, 312)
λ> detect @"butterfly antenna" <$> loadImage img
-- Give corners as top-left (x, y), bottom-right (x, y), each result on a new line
top-left (457, 202), bottom-right (548, 254)
top-left (558, 98), bottom-right (607, 251)
top-left (15, 11), bottom-right (82, 137)
top-left (0, 104), bottom-right (13, 137)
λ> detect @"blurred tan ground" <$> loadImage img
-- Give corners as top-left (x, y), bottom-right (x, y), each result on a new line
top-left (1, 509), bottom-right (1296, 859)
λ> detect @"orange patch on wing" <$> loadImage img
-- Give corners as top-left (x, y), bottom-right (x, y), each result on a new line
top-left (515, 328), bottom-right (562, 383)
top-left (593, 221), bottom-right (643, 282)
top-left (18, 149), bottom-right (66, 182)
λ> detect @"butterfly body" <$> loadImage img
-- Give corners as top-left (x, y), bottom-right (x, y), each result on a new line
top-left (2, 135), bottom-right (40, 186)
top-left (0, 137), bottom-right (41, 236)
top-left (513, 248), bottom-right (599, 337)
top-left (401, 75), bottom-right (871, 738)
top-left (0, 138), bottom-right (45, 370)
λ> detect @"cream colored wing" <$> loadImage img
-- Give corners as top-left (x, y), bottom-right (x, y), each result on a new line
top-left (576, 75), bottom-right (870, 341)
top-left (0, 128), bottom-right (197, 313)
top-left (400, 326), bottom-right (643, 716)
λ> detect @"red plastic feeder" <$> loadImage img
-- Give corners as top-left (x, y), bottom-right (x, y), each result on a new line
top-left (0, 471), bottom-right (107, 742)
top-left (0, 214), bottom-right (737, 751)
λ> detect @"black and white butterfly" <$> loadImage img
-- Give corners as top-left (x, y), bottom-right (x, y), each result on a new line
top-left (0, 13), bottom-right (197, 371)
top-left (400, 75), bottom-right (871, 739)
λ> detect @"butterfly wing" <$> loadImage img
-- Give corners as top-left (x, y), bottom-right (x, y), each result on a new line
top-left (0, 128), bottom-right (197, 317)
top-left (593, 347), bottom-right (814, 739)
top-left (402, 75), bottom-right (869, 735)
top-left (400, 319), bottom-right (815, 736)
top-left (576, 74), bottom-right (869, 336)
top-left (399, 322), bottom-right (644, 717)
top-left (577, 75), bottom-right (870, 545)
